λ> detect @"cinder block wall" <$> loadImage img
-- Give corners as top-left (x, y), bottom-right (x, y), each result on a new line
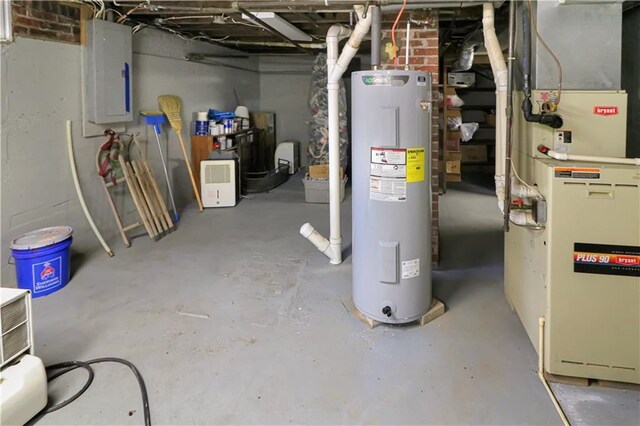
top-left (380, 11), bottom-right (440, 264)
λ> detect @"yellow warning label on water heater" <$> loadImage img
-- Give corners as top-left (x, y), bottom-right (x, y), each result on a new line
top-left (406, 148), bottom-right (425, 182)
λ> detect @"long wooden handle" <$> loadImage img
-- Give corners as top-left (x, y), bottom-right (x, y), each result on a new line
top-left (177, 132), bottom-right (204, 212)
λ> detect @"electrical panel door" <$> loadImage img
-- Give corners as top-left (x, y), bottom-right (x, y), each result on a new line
top-left (84, 19), bottom-right (132, 124)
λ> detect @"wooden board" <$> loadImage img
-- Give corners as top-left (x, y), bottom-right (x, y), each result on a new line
top-left (343, 298), bottom-right (446, 329)
top-left (191, 135), bottom-right (213, 194)
top-left (121, 159), bottom-right (157, 238)
top-left (141, 160), bottom-right (174, 229)
top-left (131, 161), bottom-right (164, 233)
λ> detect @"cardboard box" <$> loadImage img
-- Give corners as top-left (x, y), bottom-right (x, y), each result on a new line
top-left (446, 173), bottom-right (462, 183)
top-left (308, 164), bottom-right (345, 180)
top-left (445, 150), bottom-right (462, 175)
top-left (447, 129), bottom-right (461, 140)
top-left (485, 113), bottom-right (496, 128)
top-left (461, 145), bottom-right (488, 163)
top-left (445, 108), bottom-right (461, 119)
top-left (445, 160), bottom-right (461, 174)
top-left (445, 138), bottom-right (461, 152)
top-left (445, 150), bottom-right (462, 162)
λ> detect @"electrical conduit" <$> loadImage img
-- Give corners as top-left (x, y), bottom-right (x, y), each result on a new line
top-left (301, 5), bottom-right (372, 264)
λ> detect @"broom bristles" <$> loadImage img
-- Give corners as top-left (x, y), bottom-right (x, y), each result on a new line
top-left (158, 95), bottom-right (183, 132)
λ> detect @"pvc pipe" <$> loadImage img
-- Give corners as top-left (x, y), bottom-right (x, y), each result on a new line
top-left (327, 24), bottom-right (351, 70)
top-left (66, 120), bottom-right (114, 257)
top-left (538, 317), bottom-right (571, 426)
top-left (538, 145), bottom-right (640, 166)
top-left (302, 5), bottom-right (372, 265)
top-left (299, 223), bottom-right (333, 258)
top-left (484, 3), bottom-right (527, 225)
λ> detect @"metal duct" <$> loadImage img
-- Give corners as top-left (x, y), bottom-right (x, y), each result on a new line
top-left (451, 29), bottom-right (483, 71)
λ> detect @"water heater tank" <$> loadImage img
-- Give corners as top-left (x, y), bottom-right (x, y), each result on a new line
top-left (352, 70), bottom-right (432, 324)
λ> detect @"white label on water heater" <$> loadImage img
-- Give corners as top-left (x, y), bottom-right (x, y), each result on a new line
top-left (370, 177), bottom-right (406, 202)
top-left (402, 258), bottom-right (420, 279)
top-left (371, 163), bottom-right (407, 178)
top-left (371, 148), bottom-right (406, 165)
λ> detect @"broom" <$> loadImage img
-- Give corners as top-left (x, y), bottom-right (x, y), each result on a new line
top-left (158, 95), bottom-right (204, 212)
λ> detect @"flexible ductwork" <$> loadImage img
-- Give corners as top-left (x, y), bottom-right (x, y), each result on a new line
top-left (451, 30), bottom-right (483, 72)
top-left (301, 5), bottom-right (373, 264)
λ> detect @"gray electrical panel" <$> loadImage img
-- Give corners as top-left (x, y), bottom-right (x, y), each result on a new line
top-left (84, 19), bottom-right (133, 124)
top-left (351, 70), bottom-right (432, 324)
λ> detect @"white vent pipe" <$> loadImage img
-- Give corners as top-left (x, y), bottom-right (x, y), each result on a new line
top-left (538, 145), bottom-right (640, 166)
top-left (301, 5), bottom-right (373, 264)
top-left (483, 3), bottom-right (541, 226)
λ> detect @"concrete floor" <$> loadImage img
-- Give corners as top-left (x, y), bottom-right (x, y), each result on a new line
top-left (32, 174), bottom-right (639, 425)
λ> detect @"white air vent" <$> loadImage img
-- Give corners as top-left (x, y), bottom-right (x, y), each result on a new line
top-left (1, 288), bottom-right (33, 368)
top-left (205, 163), bottom-right (231, 185)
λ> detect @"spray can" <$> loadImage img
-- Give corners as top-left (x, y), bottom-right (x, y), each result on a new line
top-left (209, 120), bottom-right (218, 135)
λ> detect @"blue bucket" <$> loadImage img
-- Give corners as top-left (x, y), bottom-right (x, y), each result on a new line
top-left (10, 226), bottom-right (73, 298)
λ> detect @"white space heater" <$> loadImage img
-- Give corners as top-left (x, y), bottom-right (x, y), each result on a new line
top-left (0, 288), bottom-right (48, 425)
top-left (201, 158), bottom-right (240, 207)
top-left (274, 140), bottom-right (300, 175)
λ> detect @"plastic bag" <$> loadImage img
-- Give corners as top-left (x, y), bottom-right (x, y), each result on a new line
top-left (460, 122), bottom-right (479, 142)
top-left (307, 53), bottom-right (349, 168)
top-left (447, 116), bottom-right (462, 131)
top-left (208, 109), bottom-right (235, 121)
top-left (447, 94), bottom-right (465, 108)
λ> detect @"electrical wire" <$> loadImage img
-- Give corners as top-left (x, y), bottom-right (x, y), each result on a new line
top-left (526, 0), bottom-right (562, 105)
top-left (34, 357), bottom-right (151, 426)
top-left (510, 159), bottom-right (537, 192)
top-left (117, 0), bottom-right (150, 23)
top-left (103, 8), bottom-right (125, 19)
top-left (391, 0), bottom-right (407, 70)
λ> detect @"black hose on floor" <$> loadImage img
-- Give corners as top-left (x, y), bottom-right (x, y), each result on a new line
top-left (30, 357), bottom-right (151, 426)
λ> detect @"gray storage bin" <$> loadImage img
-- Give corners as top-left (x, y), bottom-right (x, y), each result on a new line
top-left (302, 176), bottom-right (347, 203)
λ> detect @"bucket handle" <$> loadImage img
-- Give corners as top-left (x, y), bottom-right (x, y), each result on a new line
top-left (7, 255), bottom-right (14, 265)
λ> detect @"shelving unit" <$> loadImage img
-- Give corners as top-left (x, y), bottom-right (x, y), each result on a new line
top-left (443, 67), bottom-right (497, 180)
top-left (191, 128), bottom-right (265, 194)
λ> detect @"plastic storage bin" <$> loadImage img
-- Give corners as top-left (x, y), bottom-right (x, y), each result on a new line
top-left (302, 176), bottom-right (347, 203)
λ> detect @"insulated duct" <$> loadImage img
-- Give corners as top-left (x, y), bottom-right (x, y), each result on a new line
top-left (451, 29), bottom-right (483, 72)
top-left (371, 6), bottom-right (381, 69)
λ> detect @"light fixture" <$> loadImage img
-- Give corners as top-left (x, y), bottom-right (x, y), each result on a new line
top-left (0, 0), bottom-right (12, 42)
top-left (241, 12), bottom-right (312, 42)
